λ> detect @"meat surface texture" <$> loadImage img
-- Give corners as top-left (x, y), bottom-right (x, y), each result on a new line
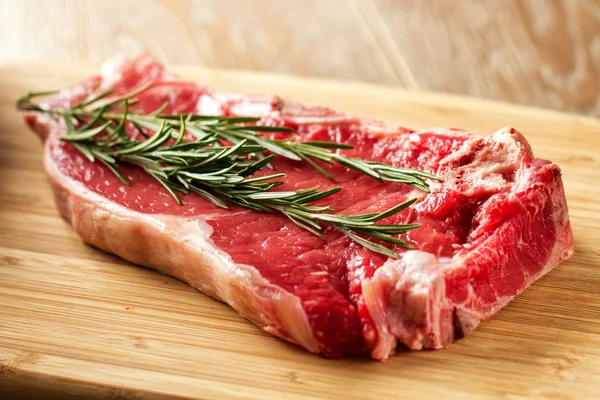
top-left (24, 55), bottom-right (574, 360)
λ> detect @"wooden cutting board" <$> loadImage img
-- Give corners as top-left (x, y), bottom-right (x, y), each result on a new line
top-left (1, 63), bottom-right (599, 400)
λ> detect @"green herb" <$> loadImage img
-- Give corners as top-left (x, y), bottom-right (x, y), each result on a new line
top-left (17, 85), bottom-right (440, 257)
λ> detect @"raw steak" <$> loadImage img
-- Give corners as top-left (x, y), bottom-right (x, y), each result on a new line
top-left (23, 55), bottom-right (574, 360)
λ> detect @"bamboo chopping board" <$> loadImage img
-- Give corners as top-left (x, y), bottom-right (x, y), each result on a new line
top-left (0, 63), bottom-right (599, 400)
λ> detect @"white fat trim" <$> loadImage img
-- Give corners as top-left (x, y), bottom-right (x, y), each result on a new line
top-left (196, 95), bottom-right (225, 115)
top-left (361, 268), bottom-right (397, 360)
top-left (412, 127), bottom-right (471, 138)
top-left (285, 115), bottom-right (354, 125)
top-left (99, 54), bottom-right (129, 90)
top-left (228, 102), bottom-right (277, 117)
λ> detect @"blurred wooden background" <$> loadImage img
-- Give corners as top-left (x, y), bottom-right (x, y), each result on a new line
top-left (1, 0), bottom-right (599, 116)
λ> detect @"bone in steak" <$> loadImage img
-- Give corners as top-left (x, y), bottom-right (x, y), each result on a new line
top-left (23, 55), bottom-right (574, 360)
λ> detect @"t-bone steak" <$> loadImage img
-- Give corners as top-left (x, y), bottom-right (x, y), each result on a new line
top-left (23, 55), bottom-right (574, 360)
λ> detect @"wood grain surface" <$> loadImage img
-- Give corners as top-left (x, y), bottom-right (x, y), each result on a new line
top-left (2, 0), bottom-right (600, 116)
top-left (0, 62), bottom-right (599, 400)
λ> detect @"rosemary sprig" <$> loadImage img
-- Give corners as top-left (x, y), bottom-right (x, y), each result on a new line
top-left (17, 86), bottom-right (438, 257)
top-left (18, 85), bottom-right (440, 190)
